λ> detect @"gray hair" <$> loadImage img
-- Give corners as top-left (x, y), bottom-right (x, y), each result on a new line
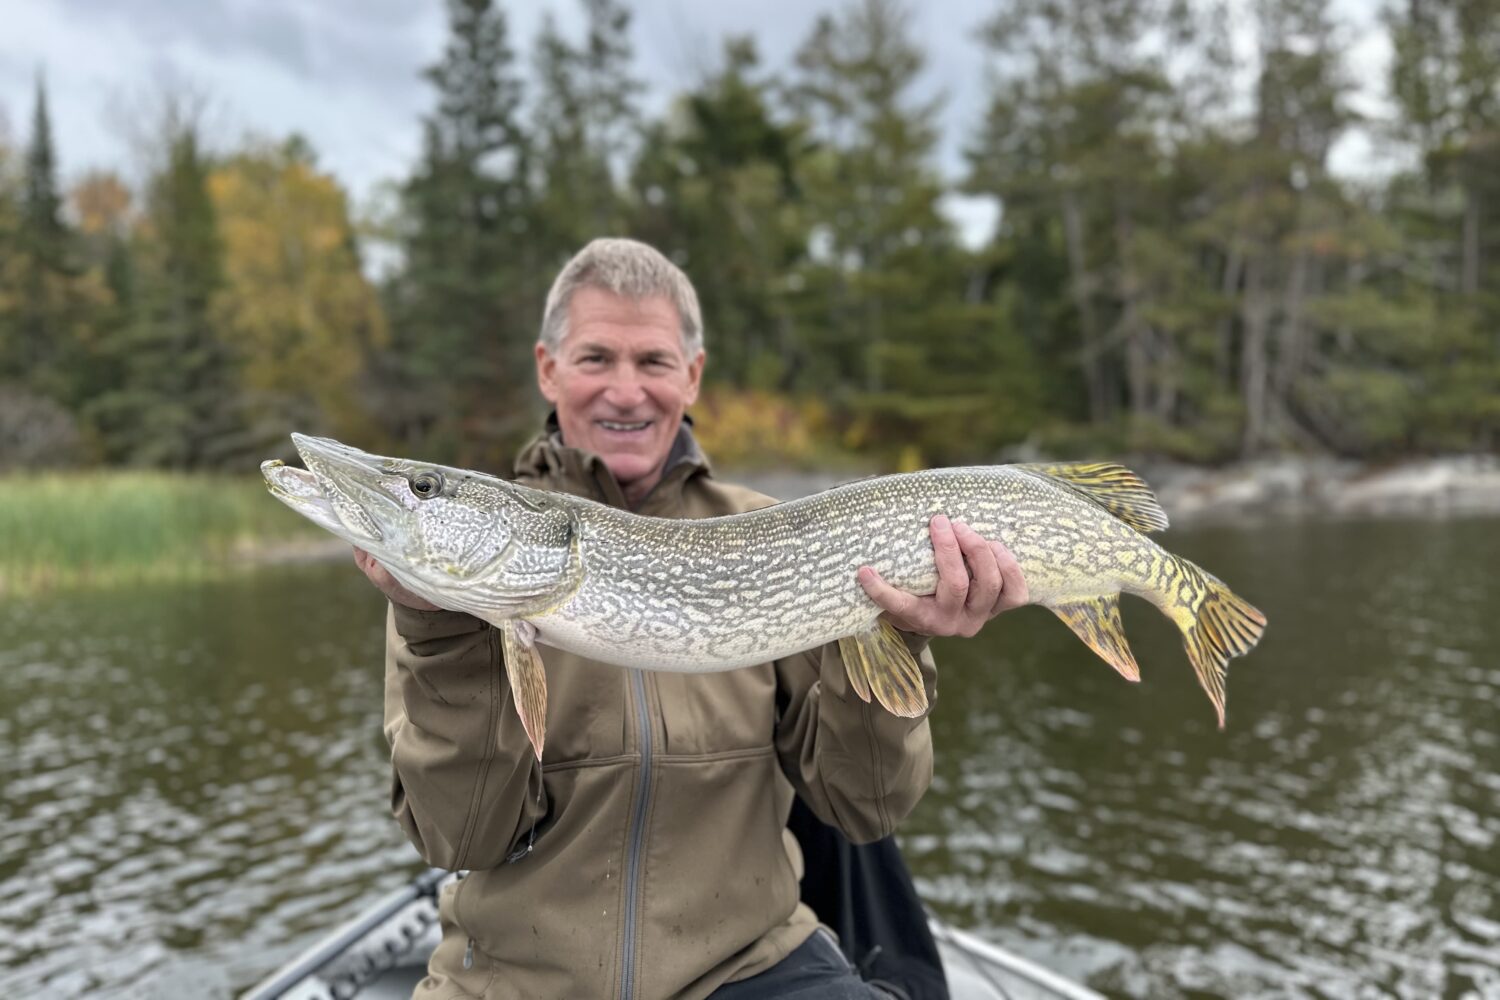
top-left (538, 238), bottom-right (704, 357)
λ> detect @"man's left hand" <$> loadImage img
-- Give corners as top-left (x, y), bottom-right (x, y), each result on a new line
top-left (856, 515), bottom-right (1029, 638)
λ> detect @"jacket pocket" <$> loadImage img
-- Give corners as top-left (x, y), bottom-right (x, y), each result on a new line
top-left (654, 664), bottom-right (778, 756)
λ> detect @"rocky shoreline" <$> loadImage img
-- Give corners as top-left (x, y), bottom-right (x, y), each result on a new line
top-left (1140, 454), bottom-right (1500, 523)
top-left (732, 454), bottom-right (1500, 524)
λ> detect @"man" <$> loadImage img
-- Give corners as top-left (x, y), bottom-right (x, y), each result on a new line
top-left (358, 238), bottom-right (1028, 999)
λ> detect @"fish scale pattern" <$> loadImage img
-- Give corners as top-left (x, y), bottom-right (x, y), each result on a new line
top-left (531, 467), bottom-right (1178, 671)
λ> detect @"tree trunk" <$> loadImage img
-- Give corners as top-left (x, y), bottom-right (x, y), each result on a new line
top-left (1240, 251), bottom-right (1270, 457)
top-left (1274, 242), bottom-right (1311, 442)
top-left (1461, 181), bottom-right (1480, 297)
top-left (1216, 241), bottom-right (1244, 390)
top-left (1114, 203), bottom-right (1149, 423)
top-left (1061, 190), bottom-right (1109, 422)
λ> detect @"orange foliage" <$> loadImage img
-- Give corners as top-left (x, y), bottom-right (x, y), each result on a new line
top-left (690, 388), bottom-right (831, 467)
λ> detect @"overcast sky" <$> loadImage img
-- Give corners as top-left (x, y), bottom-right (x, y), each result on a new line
top-left (1, 0), bottom-right (1395, 248)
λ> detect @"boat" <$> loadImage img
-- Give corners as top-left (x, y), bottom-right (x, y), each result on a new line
top-left (242, 868), bottom-right (1105, 1000)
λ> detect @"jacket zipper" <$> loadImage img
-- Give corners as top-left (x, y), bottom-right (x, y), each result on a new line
top-left (620, 669), bottom-right (654, 1000)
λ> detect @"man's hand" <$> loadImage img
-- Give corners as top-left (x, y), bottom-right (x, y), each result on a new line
top-left (856, 515), bottom-right (1029, 638)
top-left (353, 547), bottom-right (442, 612)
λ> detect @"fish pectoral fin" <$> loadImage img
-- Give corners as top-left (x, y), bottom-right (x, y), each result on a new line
top-left (837, 619), bottom-right (928, 718)
top-left (500, 621), bottom-right (548, 761)
top-left (1051, 595), bottom-right (1142, 682)
top-left (1016, 462), bottom-right (1169, 533)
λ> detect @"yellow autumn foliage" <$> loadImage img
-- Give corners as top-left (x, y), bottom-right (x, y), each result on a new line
top-left (690, 388), bottom-right (831, 467)
top-left (208, 143), bottom-right (387, 438)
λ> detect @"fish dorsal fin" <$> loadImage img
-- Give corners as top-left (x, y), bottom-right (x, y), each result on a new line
top-left (1016, 462), bottom-right (1170, 533)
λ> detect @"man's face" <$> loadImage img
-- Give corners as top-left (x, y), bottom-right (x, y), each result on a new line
top-left (536, 287), bottom-right (705, 505)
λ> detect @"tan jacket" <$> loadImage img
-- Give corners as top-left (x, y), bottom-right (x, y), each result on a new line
top-left (382, 422), bottom-right (936, 1000)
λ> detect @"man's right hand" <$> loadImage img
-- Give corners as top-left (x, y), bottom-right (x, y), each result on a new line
top-left (353, 547), bottom-right (442, 611)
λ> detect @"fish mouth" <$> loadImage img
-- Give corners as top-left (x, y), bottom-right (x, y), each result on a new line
top-left (261, 459), bottom-right (346, 536)
top-left (285, 433), bottom-right (398, 545)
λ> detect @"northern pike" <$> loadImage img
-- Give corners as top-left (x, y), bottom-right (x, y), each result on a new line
top-left (263, 433), bottom-right (1266, 758)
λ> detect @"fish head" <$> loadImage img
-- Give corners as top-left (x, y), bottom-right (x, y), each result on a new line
top-left (266, 434), bottom-right (578, 616)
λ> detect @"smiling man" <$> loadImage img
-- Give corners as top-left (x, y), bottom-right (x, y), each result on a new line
top-left (535, 282), bottom-right (706, 508)
top-left (359, 238), bottom-right (1027, 1000)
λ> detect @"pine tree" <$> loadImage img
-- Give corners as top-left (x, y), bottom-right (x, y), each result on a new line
top-left (531, 0), bottom-right (641, 261)
top-left (388, 0), bottom-right (533, 464)
top-left (13, 80), bottom-right (74, 389)
top-left (785, 0), bottom-right (1042, 464)
top-left (90, 118), bottom-right (238, 467)
top-left (629, 38), bottom-right (807, 387)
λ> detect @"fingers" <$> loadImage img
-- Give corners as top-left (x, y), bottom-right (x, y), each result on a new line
top-left (953, 520), bottom-right (1001, 626)
top-left (353, 546), bottom-right (386, 584)
top-left (857, 565), bottom-right (922, 629)
top-left (929, 515), bottom-right (968, 617)
top-left (990, 539), bottom-right (1030, 612)
top-left (858, 520), bottom-right (1028, 638)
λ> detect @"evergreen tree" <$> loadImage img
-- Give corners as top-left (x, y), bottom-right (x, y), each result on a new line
top-left (1385, 0), bottom-right (1500, 448)
top-left (12, 80), bottom-right (87, 394)
top-left (789, 0), bottom-right (1039, 463)
top-left (0, 79), bottom-right (110, 463)
top-left (90, 118), bottom-right (237, 467)
top-left (67, 170), bottom-right (137, 456)
top-left (389, 0), bottom-right (532, 464)
top-left (968, 0), bottom-right (1210, 448)
top-left (629, 38), bottom-right (807, 387)
top-left (531, 0), bottom-right (641, 261)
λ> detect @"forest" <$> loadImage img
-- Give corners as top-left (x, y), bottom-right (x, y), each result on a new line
top-left (1, 0), bottom-right (1496, 473)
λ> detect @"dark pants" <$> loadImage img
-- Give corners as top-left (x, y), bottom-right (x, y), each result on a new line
top-left (708, 930), bottom-right (895, 999)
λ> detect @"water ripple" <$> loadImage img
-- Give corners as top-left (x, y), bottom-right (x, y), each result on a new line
top-left (2, 521), bottom-right (1498, 997)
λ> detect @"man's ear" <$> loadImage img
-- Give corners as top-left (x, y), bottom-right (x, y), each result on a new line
top-left (684, 350), bottom-right (705, 407)
top-left (535, 342), bottom-right (559, 404)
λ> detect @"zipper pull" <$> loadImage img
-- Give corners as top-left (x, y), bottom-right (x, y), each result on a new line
top-left (463, 937), bottom-right (475, 970)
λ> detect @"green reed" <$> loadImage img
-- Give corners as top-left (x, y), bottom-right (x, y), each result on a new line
top-left (0, 472), bottom-right (331, 593)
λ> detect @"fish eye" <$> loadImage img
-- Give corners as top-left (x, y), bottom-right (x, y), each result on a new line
top-left (409, 471), bottom-right (444, 499)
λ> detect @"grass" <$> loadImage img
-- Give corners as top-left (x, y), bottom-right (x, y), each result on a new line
top-left (0, 471), bottom-right (334, 594)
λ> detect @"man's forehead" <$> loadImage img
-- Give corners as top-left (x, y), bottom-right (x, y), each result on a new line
top-left (568, 332), bottom-right (676, 351)
top-left (563, 312), bottom-right (686, 354)
top-left (568, 288), bottom-right (679, 327)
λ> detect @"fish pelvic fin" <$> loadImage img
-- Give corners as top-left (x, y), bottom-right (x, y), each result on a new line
top-left (500, 621), bottom-right (548, 760)
top-left (1015, 462), bottom-right (1169, 533)
top-left (1160, 559), bottom-right (1267, 728)
top-left (837, 618), bottom-right (929, 718)
top-left (1050, 595), bottom-right (1141, 682)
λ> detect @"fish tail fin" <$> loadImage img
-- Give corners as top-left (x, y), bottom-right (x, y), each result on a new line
top-left (1050, 594), bottom-right (1141, 682)
top-left (838, 618), bottom-right (929, 718)
top-left (1158, 558), bottom-right (1267, 728)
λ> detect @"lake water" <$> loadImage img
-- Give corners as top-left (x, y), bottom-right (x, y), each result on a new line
top-left (1, 518), bottom-right (1496, 998)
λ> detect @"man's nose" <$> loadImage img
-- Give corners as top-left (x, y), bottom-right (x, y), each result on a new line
top-left (603, 369), bottom-right (648, 409)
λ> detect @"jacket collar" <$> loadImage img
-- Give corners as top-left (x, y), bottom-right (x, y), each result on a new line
top-left (513, 412), bottom-right (713, 513)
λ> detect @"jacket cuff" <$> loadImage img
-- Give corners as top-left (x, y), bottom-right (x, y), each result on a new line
top-left (390, 603), bottom-right (488, 643)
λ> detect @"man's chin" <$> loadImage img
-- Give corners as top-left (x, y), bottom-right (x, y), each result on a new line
top-left (601, 452), bottom-right (663, 490)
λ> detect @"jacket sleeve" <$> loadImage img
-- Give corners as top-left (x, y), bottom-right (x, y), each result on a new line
top-left (773, 631), bottom-right (937, 844)
top-left (382, 603), bottom-right (547, 870)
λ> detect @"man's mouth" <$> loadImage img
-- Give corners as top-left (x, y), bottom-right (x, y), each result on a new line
top-left (598, 419), bottom-right (652, 432)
